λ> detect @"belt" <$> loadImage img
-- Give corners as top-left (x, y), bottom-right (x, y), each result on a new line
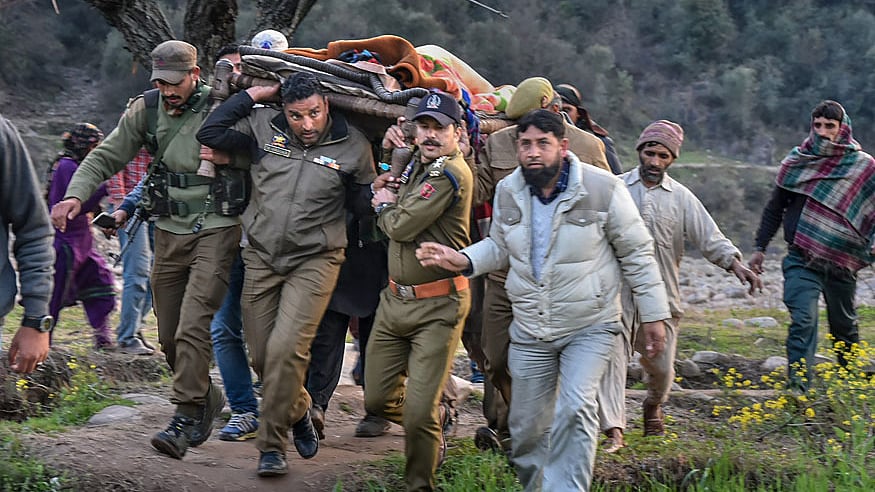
top-left (388, 276), bottom-right (468, 299)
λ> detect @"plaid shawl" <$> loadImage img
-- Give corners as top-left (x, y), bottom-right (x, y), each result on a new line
top-left (776, 109), bottom-right (875, 271)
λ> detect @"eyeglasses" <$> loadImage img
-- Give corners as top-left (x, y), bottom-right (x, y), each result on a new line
top-left (813, 122), bottom-right (838, 129)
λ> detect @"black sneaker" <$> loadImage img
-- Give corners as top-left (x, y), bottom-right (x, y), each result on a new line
top-left (257, 451), bottom-right (288, 477)
top-left (291, 410), bottom-right (319, 459)
top-left (151, 415), bottom-right (196, 459)
top-left (190, 382), bottom-right (226, 447)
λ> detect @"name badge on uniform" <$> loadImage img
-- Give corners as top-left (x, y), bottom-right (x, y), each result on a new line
top-left (264, 134), bottom-right (291, 157)
top-left (314, 155), bottom-right (340, 170)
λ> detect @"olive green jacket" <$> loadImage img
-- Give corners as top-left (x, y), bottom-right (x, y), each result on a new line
top-left (197, 91), bottom-right (377, 275)
top-left (65, 84), bottom-right (239, 234)
top-left (378, 149), bottom-right (473, 285)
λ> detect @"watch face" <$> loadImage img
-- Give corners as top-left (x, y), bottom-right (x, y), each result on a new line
top-left (39, 316), bottom-right (54, 332)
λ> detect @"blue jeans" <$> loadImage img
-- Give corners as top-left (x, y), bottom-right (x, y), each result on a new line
top-left (508, 321), bottom-right (619, 492)
top-left (211, 250), bottom-right (258, 415)
top-left (110, 203), bottom-right (153, 345)
top-left (782, 249), bottom-right (860, 389)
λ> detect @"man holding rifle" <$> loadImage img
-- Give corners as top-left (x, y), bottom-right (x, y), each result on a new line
top-left (51, 40), bottom-right (240, 460)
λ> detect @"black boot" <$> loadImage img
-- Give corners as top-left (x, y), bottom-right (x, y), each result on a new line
top-left (291, 409), bottom-right (319, 459)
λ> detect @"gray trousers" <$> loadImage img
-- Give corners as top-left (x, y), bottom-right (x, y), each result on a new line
top-left (509, 321), bottom-right (620, 492)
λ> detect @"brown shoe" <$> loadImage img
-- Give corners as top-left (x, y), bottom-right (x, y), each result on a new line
top-left (643, 403), bottom-right (665, 436)
top-left (602, 427), bottom-right (626, 453)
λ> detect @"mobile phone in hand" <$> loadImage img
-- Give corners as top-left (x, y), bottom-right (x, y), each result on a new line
top-left (91, 212), bottom-right (118, 229)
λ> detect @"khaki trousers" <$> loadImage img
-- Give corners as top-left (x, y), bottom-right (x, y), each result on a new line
top-left (242, 248), bottom-right (344, 455)
top-left (364, 288), bottom-right (470, 492)
top-left (152, 225), bottom-right (240, 414)
top-left (481, 276), bottom-right (513, 440)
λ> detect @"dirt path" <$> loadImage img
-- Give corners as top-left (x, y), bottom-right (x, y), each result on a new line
top-left (24, 383), bottom-right (484, 492)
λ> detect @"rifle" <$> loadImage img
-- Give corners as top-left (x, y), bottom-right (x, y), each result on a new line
top-left (108, 206), bottom-right (149, 268)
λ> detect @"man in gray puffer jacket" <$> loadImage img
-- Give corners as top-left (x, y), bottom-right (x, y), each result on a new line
top-left (416, 110), bottom-right (670, 491)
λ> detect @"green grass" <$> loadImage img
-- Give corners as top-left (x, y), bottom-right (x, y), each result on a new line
top-left (0, 431), bottom-right (64, 492)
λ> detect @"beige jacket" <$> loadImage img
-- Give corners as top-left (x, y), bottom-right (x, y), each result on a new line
top-left (622, 168), bottom-right (742, 318)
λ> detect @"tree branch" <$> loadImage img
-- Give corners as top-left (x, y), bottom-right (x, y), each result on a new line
top-left (252, 0), bottom-right (317, 44)
top-left (83, 0), bottom-right (175, 69)
top-left (184, 0), bottom-right (237, 78)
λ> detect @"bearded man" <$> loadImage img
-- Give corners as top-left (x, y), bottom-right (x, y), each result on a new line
top-left (416, 109), bottom-right (669, 491)
top-left (597, 120), bottom-right (760, 452)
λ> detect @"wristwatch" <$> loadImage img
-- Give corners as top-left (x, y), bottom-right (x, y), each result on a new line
top-left (21, 315), bottom-right (54, 333)
top-left (374, 202), bottom-right (393, 214)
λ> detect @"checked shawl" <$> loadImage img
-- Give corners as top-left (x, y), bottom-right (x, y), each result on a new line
top-left (776, 110), bottom-right (875, 272)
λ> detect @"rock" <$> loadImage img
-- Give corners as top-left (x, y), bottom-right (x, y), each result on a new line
top-left (688, 292), bottom-right (710, 304)
top-left (87, 405), bottom-right (139, 426)
top-left (723, 286), bottom-right (749, 299)
top-left (744, 317), bottom-right (778, 328)
top-left (722, 318), bottom-right (743, 328)
top-left (761, 356), bottom-right (787, 372)
top-left (813, 353), bottom-right (833, 365)
top-left (627, 360), bottom-right (643, 381)
top-left (122, 393), bottom-right (169, 405)
top-left (691, 350), bottom-right (731, 365)
top-left (676, 359), bottom-right (702, 378)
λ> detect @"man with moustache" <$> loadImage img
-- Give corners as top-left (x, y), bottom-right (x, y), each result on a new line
top-left (197, 71), bottom-right (377, 476)
top-left (366, 90), bottom-right (473, 492)
top-left (51, 40), bottom-right (239, 459)
top-left (597, 120), bottom-right (760, 451)
top-left (416, 109), bottom-right (669, 491)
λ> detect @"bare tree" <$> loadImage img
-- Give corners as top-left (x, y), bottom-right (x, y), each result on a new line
top-left (82, 0), bottom-right (317, 78)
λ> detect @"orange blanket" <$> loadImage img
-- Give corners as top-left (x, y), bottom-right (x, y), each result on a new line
top-left (285, 35), bottom-right (460, 96)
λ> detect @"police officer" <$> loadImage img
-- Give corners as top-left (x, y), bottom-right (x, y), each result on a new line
top-left (197, 71), bottom-right (377, 477)
top-left (366, 91), bottom-right (473, 492)
top-left (51, 40), bottom-right (239, 459)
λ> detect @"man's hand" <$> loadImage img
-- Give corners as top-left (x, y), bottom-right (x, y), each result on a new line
top-left (730, 258), bottom-right (763, 295)
top-left (371, 173), bottom-right (400, 194)
top-left (199, 145), bottom-right (231, 165)
top-left (371, 188), bottom-right (398, 210)
top-left (8, 327), bottom-right (50, 374)
top-left (382, 117), bottom-right (407, 150)
top-left (50, 198), bottom-right (82, 233)
top-left (748, 250), bottom-right (765, 275)
top-left (641, 320), bottom-right (666, 359)
top-left (415, 241), bottom-right (471, 272)
top-left (246, 83), bottom-right (280, 103)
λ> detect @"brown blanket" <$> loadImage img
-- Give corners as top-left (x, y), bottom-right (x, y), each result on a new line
top-left (286, 35), bottom-right (458, 94)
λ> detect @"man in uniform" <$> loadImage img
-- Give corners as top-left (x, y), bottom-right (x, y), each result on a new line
top-left (51, 40), bottom-right (239, 459)
top-left (472, 76), bottom-right (610, 452)
top-left (197, 71), bottom-right (377, 476)
top-left (366, 91), bottom-right (473, 492)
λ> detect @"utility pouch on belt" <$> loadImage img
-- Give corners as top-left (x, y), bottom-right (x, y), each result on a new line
top-left (141, 169), bottom-right (171, 217)
top-left (211, 167), bottom-right (250, 216)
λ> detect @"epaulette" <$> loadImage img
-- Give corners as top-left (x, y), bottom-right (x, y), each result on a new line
top-left (428, 155), bottom-right (448, 177)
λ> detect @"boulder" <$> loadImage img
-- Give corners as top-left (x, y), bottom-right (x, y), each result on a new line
top-left (744, 317), bottom-right (778, 328)
top-left (691, 350), bottom-right (731, 365)
top-left (87, 405), bottom-right (139, 426)
top-left (676, 359), bottom-right (702, 378)
top-left (760, 356), bottom-right (787, 373)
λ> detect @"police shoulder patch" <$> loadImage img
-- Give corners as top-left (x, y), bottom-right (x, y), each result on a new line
top-left (420, 182), bottom-right (437, 199)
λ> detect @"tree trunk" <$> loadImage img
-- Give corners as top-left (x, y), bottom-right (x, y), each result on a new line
top-left (82, 0), bottom-right (316, 80)
top-left (83, 0), bottom-right (174, 68)
top-left (252, 0), bottom-right (317, 44)
top-left (184, 0), bottom-right (237, 78)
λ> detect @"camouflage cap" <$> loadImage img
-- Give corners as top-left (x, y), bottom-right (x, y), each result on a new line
top-left (150, 40), bottom-right (197, 84)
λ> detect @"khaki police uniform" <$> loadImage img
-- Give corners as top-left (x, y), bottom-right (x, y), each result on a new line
top-left (364, 148), bottom-right (473, 492)
top-left (197, 90), bottom-right (377, 456)
top-left (64, 84), bottom-right (240, 416)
